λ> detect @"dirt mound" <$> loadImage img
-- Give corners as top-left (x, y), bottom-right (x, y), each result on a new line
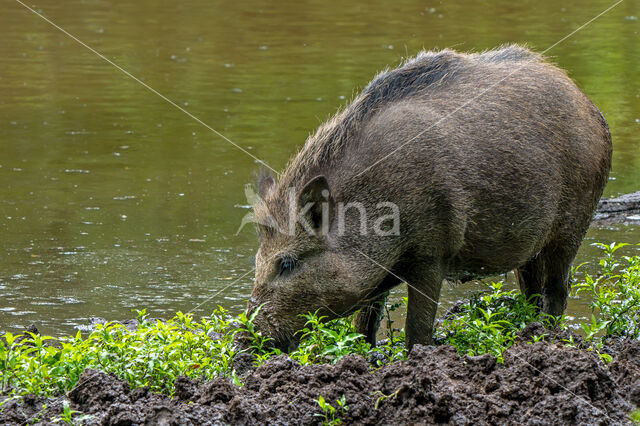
top-left (609, 340), bottom-right (640, 407)
top-left (0, 393), bottom-right (62, 425)
top-left (514, 321), bottom-right (586, 347)
top-left (2, 340), bottom-right (637, 425)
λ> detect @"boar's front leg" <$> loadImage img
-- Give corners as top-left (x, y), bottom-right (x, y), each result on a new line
top-left (354, 273), bottom-right (402, 345)
top-left (404, 261), bottom-right (443, 350)
top-left (354, 292), bottom-right (388, 346)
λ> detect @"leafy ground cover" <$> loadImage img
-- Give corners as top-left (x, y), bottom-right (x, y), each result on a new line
top-left (1, 243), bottom-right (640, 424)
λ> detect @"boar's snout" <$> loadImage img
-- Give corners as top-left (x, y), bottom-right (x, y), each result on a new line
top-left (245, 295), bottom-right (301, 353)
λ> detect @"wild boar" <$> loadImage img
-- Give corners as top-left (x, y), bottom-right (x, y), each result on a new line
top-left (248, 45), bottom-right (612, 350)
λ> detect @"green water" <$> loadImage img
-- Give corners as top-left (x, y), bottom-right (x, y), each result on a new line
top-left (1, 0), bottom-right (639, 335)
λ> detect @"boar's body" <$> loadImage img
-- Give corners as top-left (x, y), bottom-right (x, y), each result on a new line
top-left (250, 45), bottom-right (612, 350)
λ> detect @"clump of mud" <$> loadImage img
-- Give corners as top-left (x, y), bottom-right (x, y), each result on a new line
top-left (4, 337), bottom-right (639, 425)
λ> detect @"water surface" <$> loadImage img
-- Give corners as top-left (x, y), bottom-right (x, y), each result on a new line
top-left (1, 0), bottom-right (639, 335)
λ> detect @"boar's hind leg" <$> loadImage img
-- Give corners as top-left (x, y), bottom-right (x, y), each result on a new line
top-left (404, 262), bottom-right (443, 350)
top-left (515, 242), bottom-right (578, 319)
top-left (541, 241), bottom-right (579, 318)
top-left (514, 254), bottom-right (545, 309)
top-left (353, 292), bottom-right (388, 346)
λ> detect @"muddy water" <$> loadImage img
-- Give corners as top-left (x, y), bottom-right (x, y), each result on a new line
top-left (1, 0), bottom-right (639, 335)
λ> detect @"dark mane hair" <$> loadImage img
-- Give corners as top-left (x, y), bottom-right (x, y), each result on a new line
top-left (275, 45), bottom-right (541, 191)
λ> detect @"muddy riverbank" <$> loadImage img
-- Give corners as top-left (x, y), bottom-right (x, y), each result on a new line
top-left (594, 191), bottom-right (640, 225)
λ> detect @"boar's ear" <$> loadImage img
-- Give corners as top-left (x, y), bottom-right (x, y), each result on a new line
top-left (298, 175), bottom-right (334, 235)
top-left (257, 174), bottom-right (275, 199)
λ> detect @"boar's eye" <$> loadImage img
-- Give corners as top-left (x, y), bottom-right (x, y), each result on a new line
top-left (278, 256), bottom-right (296, 276)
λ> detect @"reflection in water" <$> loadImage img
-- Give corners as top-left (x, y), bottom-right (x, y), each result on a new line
top-left (0, 0), bottom-right (639, 335)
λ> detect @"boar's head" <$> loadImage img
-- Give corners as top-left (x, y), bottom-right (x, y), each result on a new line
top-left (246, 173), bottom-right (385, 352)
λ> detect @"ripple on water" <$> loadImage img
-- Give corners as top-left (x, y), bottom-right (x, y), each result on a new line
top-left (11, 274), bottom-right (28, 280)
top-left (58, 297), bottom-right (83, 304)
top-left (31, 300), bottom-right (58, 306)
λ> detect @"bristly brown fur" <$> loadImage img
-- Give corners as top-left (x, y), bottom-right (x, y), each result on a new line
top-left (249, 44), bottom-right (612, 351)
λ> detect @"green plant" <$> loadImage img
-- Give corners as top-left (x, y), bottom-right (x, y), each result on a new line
top-left (134, 308), bottom-right (148, 323)
top-left (234, 305), bottom-right (281, 366)
top-left (572, 243), bottom-right (640, 339)
top-left (314, 394), bottom-right (349, 425)
top-left (434, 282), bottom-right (549, 362)
top-left (372, 389), bottom-right (399, 410)
top-left (0, 307), bottom-right (244, 397)
top-left (52, 400), bottom-right (79, 424)
top-left (529, 333), bottom-right (547, 343)
top-left (383, 297), bottom-right (406, 346)
top-left (291, 311), bottom-right (370, 364)
top-left (336, 394), bottom-right (349, 413)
